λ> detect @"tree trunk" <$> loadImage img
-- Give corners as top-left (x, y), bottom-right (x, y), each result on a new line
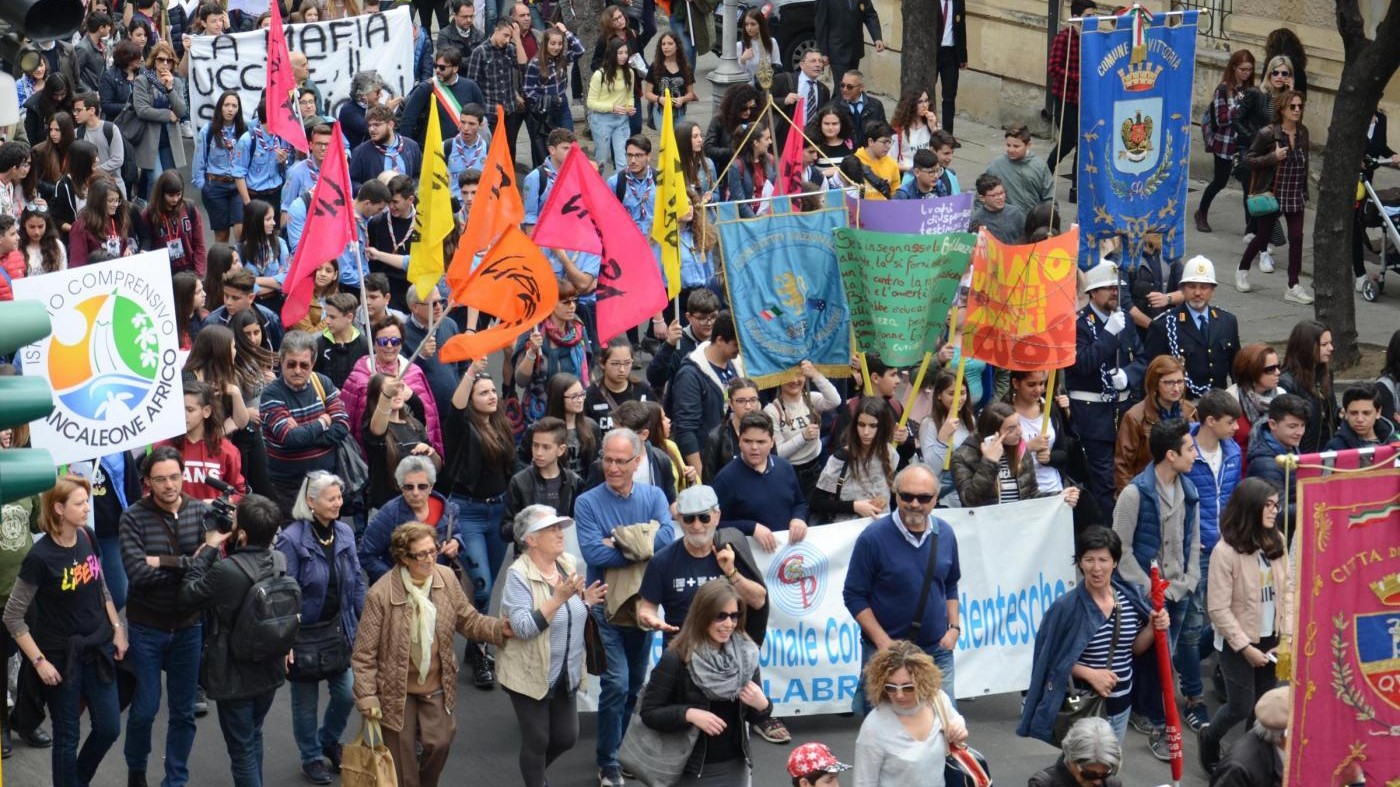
top-left (899, 0), bottom-right (939, 97)
top-left (569, 0), bottom-right (607, 90)
top-left (1314, 0), bottom-right (1400, 368)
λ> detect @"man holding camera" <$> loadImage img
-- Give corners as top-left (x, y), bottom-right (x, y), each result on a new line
top-left (117, 446), bottom-right (214, 787)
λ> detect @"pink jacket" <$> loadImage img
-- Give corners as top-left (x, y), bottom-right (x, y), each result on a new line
top-left (340, 355), bottom-right (443, 455)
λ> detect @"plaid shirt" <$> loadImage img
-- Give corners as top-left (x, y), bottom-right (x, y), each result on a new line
top-left (1048, 27), bottom-right (1080, 104)
top-left (467, 40), bottom-right (522, 113)
top-left (522, 32), bottom-right (584, 104)
top-left (1204, 83), bottom-right (1246, 157)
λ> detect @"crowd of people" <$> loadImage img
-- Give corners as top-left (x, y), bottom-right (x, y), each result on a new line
top-left (1, 0), bottom-right (1398, 786)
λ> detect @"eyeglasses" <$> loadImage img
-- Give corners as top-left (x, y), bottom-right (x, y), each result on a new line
top-left (149, 473), bottom-right (183, 485)
top-left (1262, 364), bottom-right (1281, 373)
top-left (1265, 499), bottom-right (1280, 510)
top-left (898, 492), bottom-right (935, 505)
top-left (713, 611), bottom-right (741, 623)
top-left (689, 312), bottom-right (718, 323)
top-left (840, 83), bottom-right (860, 90)
top-left (1270, 70), bottom-right (1291, 77)
top-left (1076, 765), bottom-right (1116, 782)
top-left (407, 548), bottom-right (439, 562)
top-left (883, 683), bottom-right (917, 696)
top-left (730, 396), bottom-right (760, 406)
top-left (376, 336), bottom-right (403, 347)
top-left (283, 360), bottom-right (313, 370)
top-left (605, 359), bottom-right (632, 369)
top-left (1161, 379), bottom-right (1187, 388)
top-left (401, 483), bottom-right (432, 492)
top-left (155, 56), bottom-right (174, 63)
top-left (601, 453), bottom-right (640, 467)
top-left (682, 512), bottom-right (714, 525)
top-left (564, 392), bottom-right (586, 401)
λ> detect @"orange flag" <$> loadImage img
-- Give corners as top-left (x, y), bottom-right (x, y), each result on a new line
top-left (963, 227), bottom-right (1079, 370)
top-left (438, 226), bottom-right (559, 363)
top-left (447, 104), bottom-right (523, 303)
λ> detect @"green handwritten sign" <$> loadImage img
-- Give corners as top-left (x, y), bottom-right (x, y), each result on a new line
top-left (834, 228), bottom-right (975, 367)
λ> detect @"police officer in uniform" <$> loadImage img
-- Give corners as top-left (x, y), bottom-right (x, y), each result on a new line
top-left (1067, 259), bottom-right (1144, 517)
top-left (1144, 255), bottom-right (1240, 398)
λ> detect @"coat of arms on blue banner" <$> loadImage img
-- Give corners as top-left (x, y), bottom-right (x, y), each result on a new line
top-left (1076, 8), bottom-right (1198, 270)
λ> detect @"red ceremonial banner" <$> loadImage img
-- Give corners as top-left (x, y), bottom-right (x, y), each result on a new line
top-left (964, 228), bottom-right (1078, 371)
top-left (1286, 444), bottom-right (1400, 787)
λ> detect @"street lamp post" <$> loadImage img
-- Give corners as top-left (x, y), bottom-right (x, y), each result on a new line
top-left (708, 0), bottom-right (749, 109)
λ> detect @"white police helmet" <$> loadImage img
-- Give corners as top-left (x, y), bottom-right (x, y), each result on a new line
top-left (1084, 259), bottom-right (1120, 292)
top-left (1180, 255), bottom-right (1218, 286)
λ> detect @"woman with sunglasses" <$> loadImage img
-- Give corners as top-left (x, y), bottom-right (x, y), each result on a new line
top-left (364, 374), bottom-right (440, 511)
top-left (639, 580), bottom-right (774, 787)
top-left (1198, 478), bottom-right (1292, 775)
top-left (1225, 343), bottom-right (1286, 464)
top-left (1027, 717), bottom-right (1124, 786)
top-left (341, 315), bottom-right (443, 456)
top-left (131, 42), bottom-right (187, 203)
top-left (1237, 89), bottom-right (1312, 304)
top-left (854, 640), bottom-right (966, 787)
top-left (1233, 55), bottom-right (1293, 263)
top-left (514, 279), bottom-right (592, 421)
top-left (1019, 526), bottom-right (1169, 745)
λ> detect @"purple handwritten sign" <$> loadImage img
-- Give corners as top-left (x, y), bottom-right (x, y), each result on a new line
top-left (847, 192), bottom-right (974, 235)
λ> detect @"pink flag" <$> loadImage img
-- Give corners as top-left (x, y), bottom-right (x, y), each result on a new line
top-left (533, 147), bottom-right (666, 344)
top-left (776, 97), bottom-right (806, 197)
top-left (265, 0), bottom-right (308, 154)
top-left (282, 124), bottom-right (355, 327)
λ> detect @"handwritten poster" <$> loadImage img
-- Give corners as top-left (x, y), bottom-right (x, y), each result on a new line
top-left (847, 191), bottom-right (974, 235)
top-left (964, 228), bottom-right (1079, 371)
top-left (835, 228), bottom-right (974, 367)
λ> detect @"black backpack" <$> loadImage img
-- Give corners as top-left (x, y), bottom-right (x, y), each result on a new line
top-left (227, 551), bottom-right (302, 663)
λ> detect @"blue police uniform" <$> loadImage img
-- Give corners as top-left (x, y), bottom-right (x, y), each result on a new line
top-left (1066, 301), bottom-right (1145, 517)
top-left (1144, 304), bottom-right (1240, 399)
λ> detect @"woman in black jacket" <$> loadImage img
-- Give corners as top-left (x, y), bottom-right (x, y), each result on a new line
top-left (704, 84), bottom-right (761, 176)
top-left (639, 580), bottom-right (773, 787)
top-left (1278, 319), bottom-right (1337, 455)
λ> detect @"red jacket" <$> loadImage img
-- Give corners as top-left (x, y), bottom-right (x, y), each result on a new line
top-left (0, 250), bottom-right (25, 300)
top-left (160, 435), bottom-right (246, 501)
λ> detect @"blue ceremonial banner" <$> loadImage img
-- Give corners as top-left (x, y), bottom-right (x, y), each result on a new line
top-left (1077, 8), bottom-right (1198, 269)
top-left (846, 191), bottom-right (974, 234)
top-left (716, 207), bottom-right (852, 387)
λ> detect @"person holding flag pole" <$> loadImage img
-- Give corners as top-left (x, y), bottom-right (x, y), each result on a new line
top-left (651, 89), bottom-right (691, 317)
top-left (402, 91), bottom-right (455, 371)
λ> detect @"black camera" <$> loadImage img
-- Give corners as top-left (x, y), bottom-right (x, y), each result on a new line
top-left (202, 477), bottom-right (238, 533)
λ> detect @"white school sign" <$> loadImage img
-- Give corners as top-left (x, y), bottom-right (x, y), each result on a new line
top-left (188, 6), bottom-right (414, 128)
top-left (569, 496), bottom-right (1076, 714)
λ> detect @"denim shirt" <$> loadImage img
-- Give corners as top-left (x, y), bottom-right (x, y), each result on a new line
top-left (193, 125), bottom-right (242, 188)
top-left (446, 133), bottom-right (489, 200)
top-left (608, 169), bottom-right (657, 235)
top-left (235, 123), bottom-right (291, 192)
top-left (281, 159), bottom-right (321, 212)
top-left (245, 238), bottom-right (291, 290)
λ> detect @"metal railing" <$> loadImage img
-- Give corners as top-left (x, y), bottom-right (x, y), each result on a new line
top-left (1171, 0), bottom-right (1232, 40)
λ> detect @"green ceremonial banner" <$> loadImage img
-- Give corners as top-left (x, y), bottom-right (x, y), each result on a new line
top-left (834, 228), bottom-right (975, 367)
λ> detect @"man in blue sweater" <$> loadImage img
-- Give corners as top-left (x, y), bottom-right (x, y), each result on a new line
top-left (843, 464), bottom-right (962, 714)
top-left (714, 412), bottom-right (811, 552)
top-left (573, 428), bottom-right (675, 787)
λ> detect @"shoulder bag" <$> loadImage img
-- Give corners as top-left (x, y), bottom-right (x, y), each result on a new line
top-left (617, 680), bottom-right (700, 787)
top-left (308, 372), bottom-right (370, 494)
top-left (558, 559), bottom-right (608, 676)
top-left (909, 519), bottom-right (942, 640)
top-left (934, 691), bottom-right (992, 787)
top-left (1050, 604), bottom-right (1120, 746)
top-left (114, 79), bottom-right (147, 146)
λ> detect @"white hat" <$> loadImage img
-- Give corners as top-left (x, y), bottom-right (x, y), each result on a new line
top-left (1084, 259), bottom-right (1119, 291)
top-left (1180, 255), bottom-right (1218, 286)
top-left (523, 513), bottom-right (575, 537)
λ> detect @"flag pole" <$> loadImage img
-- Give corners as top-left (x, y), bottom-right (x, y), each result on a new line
top-left (1041, 366), bottom-right (1058, 435)
top-left (356, 248), bottom-right (374, 358)
top-left (944, 355), bottom-right (968, 472)
top-left (895, 351), bottom-right (932, 438)
top-left (403, 292), bottom-right (437, 369)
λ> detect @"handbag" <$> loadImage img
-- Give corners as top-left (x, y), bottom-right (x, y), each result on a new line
top-left (617, 683), bottom-right (700, 787)
top-left (308, 372), bottom-right (370, 492)
top-left (287, 618), bottom-right (351, 683)
top-left (342, 718), bottom-right (398, 787)
top-left (1245, 130), bottom-right (1282, 218)
top-left (933, 691), bottom-right (992, 787)
top-left (583, 609), bottom-right (607, 676)
top-left (1050, 605), bottom-right (1120, 746)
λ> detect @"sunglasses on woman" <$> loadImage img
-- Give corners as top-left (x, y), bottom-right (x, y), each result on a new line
top-left (883, 682), bottom-right (916, 695)
top-left (376, 336), bottom-right (402, 347)
top-left (713, 611), bottom-right (741, 623)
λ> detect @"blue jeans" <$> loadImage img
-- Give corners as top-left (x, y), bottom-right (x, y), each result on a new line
top-left (138, 138), bottom-right (177, 201)
top-left (216, 690), bottom-right (277, 787)
top-left (97, 535), bottom-right (127, 610)
top-left (451, 495), bottom-right (507, 612)
top-left (1174, 574), bottom-right (1212, 699)
top-left (853, 637), bottom-right (956, 716)
top-left (289, 668), bottom-right (354, 766)
top-left (43, 651), bottom-right (121, 787)
top-left (124, 623), bottom-right (202, 786)
top-left (592, 604), bottom-right (653, 768)
top-left (1138, 595), bottom-right (1189, 726)
top-left (1107, 707), bottom-right (1131, 743)
top-left (588, 112), bottom-right (631, 175)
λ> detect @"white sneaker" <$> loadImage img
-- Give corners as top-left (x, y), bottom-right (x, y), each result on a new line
top-left (1356, 274), bottom-right (1368, 292)
top-left (1234, 269), bottom-right (1252, 292)
top-left (180, 120), bottom-right (194, 139)
top-left (1258, 250), bottom-right (1276, 273)
top-left (1284, 284), bottom-right (1314, 304)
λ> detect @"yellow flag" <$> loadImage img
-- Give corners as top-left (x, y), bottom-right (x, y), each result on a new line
top-left (408, 96), bottom-right (453, 301)
top-left (651, 89), bottom-right (691, 300)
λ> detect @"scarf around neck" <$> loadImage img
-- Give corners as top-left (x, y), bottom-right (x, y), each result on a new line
top-left (399, 566), bottom-right (438, 684)
top-left (687, 632), bottom-right (759, 702)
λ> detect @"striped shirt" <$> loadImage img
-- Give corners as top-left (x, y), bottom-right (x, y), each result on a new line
top-left (259, 373), bottom-right (351, 485)
top-left (996, 456), bottom-right (1019, 503)
top-left (1077, 589), bottom-right (1139, 704)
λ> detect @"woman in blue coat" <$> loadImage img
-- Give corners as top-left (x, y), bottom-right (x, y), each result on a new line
top-left (279, 471), bottom-right (367, 785)
top-left (1018, 526), bottom-right (1169, 745)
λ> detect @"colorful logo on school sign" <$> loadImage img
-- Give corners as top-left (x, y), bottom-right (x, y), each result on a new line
top-left (14, 253), bottom-right (186, 466)
top-left (766, 541), bottom-right (829, 618)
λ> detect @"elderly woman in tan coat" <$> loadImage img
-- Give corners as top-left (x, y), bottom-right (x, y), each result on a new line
top-left (499, 505), bottom-right (607, 787)
top-left (352, 522), bottom-right (512, 787)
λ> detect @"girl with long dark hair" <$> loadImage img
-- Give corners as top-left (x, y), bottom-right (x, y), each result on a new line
top-left (21, 73), bottom-right (71, 145)
top-left (193, 89), bottom-right (247, 243)
top-left (160, 379), bottom-right (246, 500)
top-left (764, 360), bottom-right (841, 496)
top-left (645, 32), bottom-right (697, 126)
top-left (586, 39), bottom-right (637, 174)
top-left (705, 83), bottom-right (760, 174)
top-left (810, 396), bottom-right (897, 523)
top-left (890, 88), bottom-right (936, 172)
top-left (952, 401), bottom-right (1053, 507)
top-left (1198, 477), bottom-right (1290, 774)
top-left (202, 243), bottom-right (241, 312)
top-left (1279, 319), bottom-right (1337, 454)
top-left (589, 4), bottom-right (642, 136)
top-left (31, 111), bottom-right (75, 198)
top-left (238, 198), bottom-right (289, 312)
top-left (1195, 50), bottom-right (1256, 233)
top-left (540, 373), bottom-right (601, 478)
top-left (144, 170), bottom-right (206, 276)
top-left (51, 139), bottom-right (98, 235)
top-left (171, 270), bottom-right (206, 350)
top-left (726, 125), bottom-right (776, 218)
top-left (736, 8), bottom-right (780, 85)
top-left (20, 204), bottom-right (66, 275)
top-left (676, 120), bottom-right (718, 199)
top-left (918, 369), bottom-right (973, 483)
top-left (228, 309), bottom-right (277, 497)
top-left (69, 177), bottom-right (132, 265)
top-left (524, 25), bottom-right (586, 164)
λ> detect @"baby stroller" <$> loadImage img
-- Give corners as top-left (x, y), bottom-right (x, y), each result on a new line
top-left (1359, 177), bottom-right (1400, 302)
